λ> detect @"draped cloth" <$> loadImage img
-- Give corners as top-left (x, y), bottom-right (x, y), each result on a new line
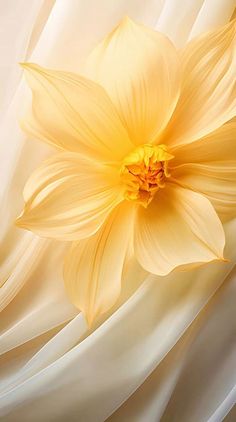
top-left (0, 1), bottom-right (235, 421)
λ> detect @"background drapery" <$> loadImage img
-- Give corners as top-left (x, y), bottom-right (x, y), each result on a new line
top-left (0, 1), bottom-right (235, 421)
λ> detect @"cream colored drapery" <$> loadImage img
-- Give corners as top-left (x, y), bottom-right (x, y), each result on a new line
top-left (0, 1), bottom-right (236, 421)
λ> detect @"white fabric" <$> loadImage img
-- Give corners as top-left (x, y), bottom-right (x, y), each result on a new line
top-left (155, 0), bottom-right (205, 47)
top-left (189, 0), bottom-right (236, 39)
top-left (0, 1), bottom-right (235, 421)
top-left (0, 0), bottom-right (55, 119)
top-left (109, 265), bottom-right (236, 422)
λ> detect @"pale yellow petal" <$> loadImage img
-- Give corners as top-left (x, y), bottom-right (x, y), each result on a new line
top-left (171, 123), bottom-right (236, 220)
top-left (86, 17), bottom-right (180, 146)
top-left (16, 152), bottom-right (123, 241)
top-left (135, 184), bottom-right (225, 275)
top-left (171, 122), bottom-right (236, 165)
top-left (164, 20), bottom-right (236, 148)
top-left (64, 202), bottom-right (135, 326)
top-left (21, 63), bottom-right (133, 161)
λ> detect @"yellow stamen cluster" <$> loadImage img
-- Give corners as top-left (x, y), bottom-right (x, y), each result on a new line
top-left (120, 144), bottom-right (174, 207)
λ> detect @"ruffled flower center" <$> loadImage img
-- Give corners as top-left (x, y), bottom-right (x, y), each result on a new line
top-left (120, 144), bottom-right (174, 207)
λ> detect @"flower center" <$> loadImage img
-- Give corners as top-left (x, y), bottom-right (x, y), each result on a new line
top-left (120, 144), bottom-right (174, 207)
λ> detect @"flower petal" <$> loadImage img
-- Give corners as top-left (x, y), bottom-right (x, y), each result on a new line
top-left (171, 123), bottom-right (236, 220)
top-left (164, 19), bottom-right (236, 148)
top-left (64, 202), bottom-right (135, 325)
top-left (16, 152), bottom-right (123, 241)
top-left (171, 122), bottom-right (236, 165)
top-left (135, 184), bottom-right (225, 275)
top-left (21, 63), bottom-right (133, 161)
top-left (85, 17), bottom-right (180, 145)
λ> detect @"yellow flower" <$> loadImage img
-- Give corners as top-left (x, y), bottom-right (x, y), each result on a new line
top-left (16, 18), bottom-right (236, 325)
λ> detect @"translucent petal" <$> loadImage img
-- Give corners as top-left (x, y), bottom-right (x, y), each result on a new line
top-left (21, 63), bottom-right (133, 161)
top-left (164, 20), bottom-right (236, 147)
top-left (135, 184), bottom-right (225, 275)
top-left (16, 152), bottom-right (122, 241)
top-left (64, 202), bottom-right (135, 325)
top-left (86, 17), bottom-right (180, 146)
top-left (171, 123), bottom-right (236, 219)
